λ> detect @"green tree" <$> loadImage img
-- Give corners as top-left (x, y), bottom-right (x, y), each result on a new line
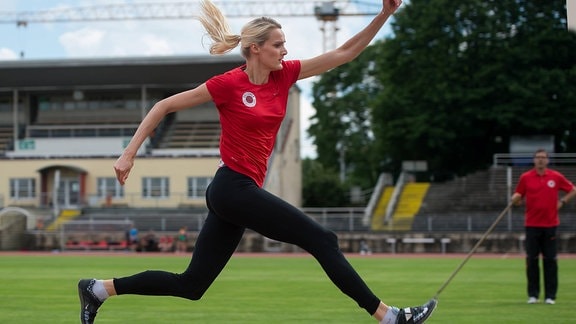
top-left (308, 0), bottom-right (576, 183)
top-left (301, 158), bottom-right (348, 207)
top-left (308, 44), bottom-right (383, 189)
top-left (373, 0), bottom-right (576, 176)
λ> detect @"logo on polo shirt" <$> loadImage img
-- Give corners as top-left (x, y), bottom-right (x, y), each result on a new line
top-left (242, 92), bottom-right (256, 108)
top-left (548, 180), bottom-right (556, 188)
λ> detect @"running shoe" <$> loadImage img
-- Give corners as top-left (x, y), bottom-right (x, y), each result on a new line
top-left (527, 297), bottom-right (538, 304)
top-left (396, 298), bottom-right (437, 324)
top-left (78, 279), bottom-right (103, 324)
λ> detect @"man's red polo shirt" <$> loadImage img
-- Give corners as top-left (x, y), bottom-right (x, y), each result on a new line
top-left (515, 168), bottom-right (575, 227)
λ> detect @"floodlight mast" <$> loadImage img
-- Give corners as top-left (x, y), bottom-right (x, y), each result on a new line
top-left (315, 2), bottom-right (340, 53)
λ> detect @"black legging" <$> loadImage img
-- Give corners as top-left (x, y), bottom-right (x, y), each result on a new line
top-left (114, 166), bottom-right (381, 315)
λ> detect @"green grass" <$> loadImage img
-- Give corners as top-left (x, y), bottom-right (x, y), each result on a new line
top-left (0, 253), bottom-right (575, 323)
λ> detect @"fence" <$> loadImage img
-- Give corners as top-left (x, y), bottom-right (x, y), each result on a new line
top-left (3, 207), bottom-right (576, 253)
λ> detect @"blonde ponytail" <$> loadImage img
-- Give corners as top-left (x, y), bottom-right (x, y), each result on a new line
top-left (197, 0), bottom-right (282, 58)
top-left (198, 0), bottom-right (241, 55)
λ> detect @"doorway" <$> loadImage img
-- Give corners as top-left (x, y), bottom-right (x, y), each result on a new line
top-left (57, 177), bottom-right (80, 208)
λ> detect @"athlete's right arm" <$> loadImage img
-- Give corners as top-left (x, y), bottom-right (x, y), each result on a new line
top-left (114, 84), bottom-right (213, 185)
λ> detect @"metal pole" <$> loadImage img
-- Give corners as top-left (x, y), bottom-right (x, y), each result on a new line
top-left (507, 166), bottom-right (512, 231)
top-left (434, 202), bottom-right (514, 299)
top-left (12, 89), bottom-right (18, 150)
top-left (53, 170), bottom-right (61, 218)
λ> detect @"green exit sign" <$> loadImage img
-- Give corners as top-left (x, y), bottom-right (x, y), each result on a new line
top-left (18, 139), bottom-right (35, 150)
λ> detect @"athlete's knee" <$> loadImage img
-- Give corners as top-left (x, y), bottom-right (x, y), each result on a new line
top-left (307, 228), bottom-right (339, 251)
top-left (324, 229), bottom-right (339, 247)
top-left (175, 273), bottom-right (210, 301)
top-left (185, 293), bottom-right (204, 301)
top-left (183, 290), bottom-right (205, 301)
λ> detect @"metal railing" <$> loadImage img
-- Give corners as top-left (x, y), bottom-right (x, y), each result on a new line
top-left (493, 153), bottom-right (576, 166)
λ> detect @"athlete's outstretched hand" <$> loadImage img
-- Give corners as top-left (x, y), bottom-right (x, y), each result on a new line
top-left (114, 154), bottom-right (134, 185)
top-left (383, 0), bottom-right (402, 15)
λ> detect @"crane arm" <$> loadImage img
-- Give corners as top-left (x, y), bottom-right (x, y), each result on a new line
top-left (0, 1), bottom-right (381, 24)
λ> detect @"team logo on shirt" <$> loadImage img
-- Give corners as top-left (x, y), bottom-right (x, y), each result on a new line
top-left (548, 180), bottom-right (556, 188)
top-left (242, 92), bottom-right (257, 108)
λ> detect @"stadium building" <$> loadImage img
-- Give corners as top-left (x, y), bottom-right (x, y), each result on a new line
top-left (0, 55), bottom-right (303, 250)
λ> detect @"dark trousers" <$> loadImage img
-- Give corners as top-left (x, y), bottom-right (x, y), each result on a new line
top-left (525, 226), bottom-right (558, 300)
top-left (114, 166), bottom-right (381, 315)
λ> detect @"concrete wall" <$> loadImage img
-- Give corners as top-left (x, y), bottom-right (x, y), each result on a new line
top-left (0, 213), bottom-right (26, 250)
top-left (20, 231), bottom-right (576, 253)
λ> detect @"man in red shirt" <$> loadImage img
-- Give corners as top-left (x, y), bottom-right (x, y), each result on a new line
top-left (511, 149), bottom-right (576, 305)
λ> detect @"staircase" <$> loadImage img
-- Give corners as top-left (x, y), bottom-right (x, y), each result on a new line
top-left (371, 186), bottom-right (393, 230)
top-left (46, 209), bottom-right (81, 231)
top-left (162, 121), bottom-right (221, 149)
top-left (0, 124), bottom-right (13, 155)
top-left (388, 183), bottom-right (430, 231)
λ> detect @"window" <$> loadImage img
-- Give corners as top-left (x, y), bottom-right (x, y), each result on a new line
top-left (10, 178), bottom-right (36, 199)
top-left (142, 177), bottom-right (169, 198)
top-left (97, 177), bottom-right (124, 198)
top-left (0, 97), bottom-right (12, 112)
top-left (1, 96), bottom-right (25, 112)
top-left (187, 177), bottom-right (212, 198)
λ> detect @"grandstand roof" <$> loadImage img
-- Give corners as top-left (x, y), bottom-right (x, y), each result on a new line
top-left (0, 55), bottom-right (245, 90)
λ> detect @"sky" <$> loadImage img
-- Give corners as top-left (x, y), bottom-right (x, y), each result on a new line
top-left (0, 0), bottom-right (395, 158)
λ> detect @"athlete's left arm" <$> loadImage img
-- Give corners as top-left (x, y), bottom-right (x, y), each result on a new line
top-left (298, 0), bottom-right (401, 80)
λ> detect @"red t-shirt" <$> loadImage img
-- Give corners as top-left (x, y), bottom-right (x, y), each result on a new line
top-left (205, 60), bottom-right (301, 187)
top-left (514, 168), bottom-right (575, 227)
